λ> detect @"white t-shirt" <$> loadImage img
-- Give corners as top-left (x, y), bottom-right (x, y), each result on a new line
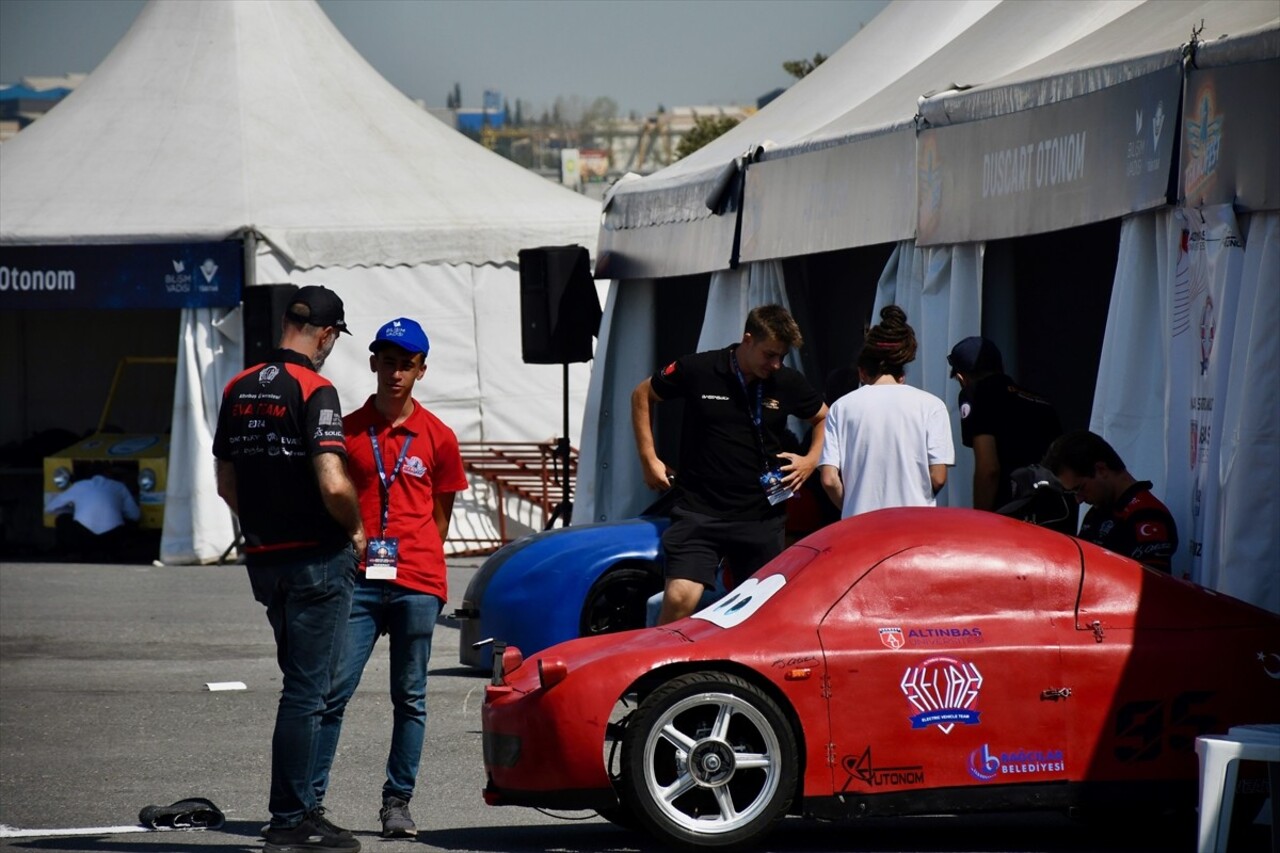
top-left (44, 475), bottom-right (141, 535)
top-left (819, 383), bottom-right (955, 518)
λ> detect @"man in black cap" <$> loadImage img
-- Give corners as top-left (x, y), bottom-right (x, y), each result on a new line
top-left (947, 336), bottom-right (1061, 512)
top-left (214, 284), bottom-right (365, 852)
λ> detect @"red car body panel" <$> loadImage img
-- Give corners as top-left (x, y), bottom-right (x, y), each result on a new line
top-left (482, 508), bottom-right (1279, 820)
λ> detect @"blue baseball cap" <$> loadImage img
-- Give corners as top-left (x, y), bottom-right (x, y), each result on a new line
top-left (369, 317), bottom-right (430, 357)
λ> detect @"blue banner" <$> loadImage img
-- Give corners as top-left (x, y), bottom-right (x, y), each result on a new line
top-left (0, 241), bottom-right (243, 309)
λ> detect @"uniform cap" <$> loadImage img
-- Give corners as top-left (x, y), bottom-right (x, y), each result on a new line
top-left (369, 317), bottom-right (430, 357)
top-left (947, 336), bottom-right (1003, 376)
top-left (285, 285), bottom-right (349, 334)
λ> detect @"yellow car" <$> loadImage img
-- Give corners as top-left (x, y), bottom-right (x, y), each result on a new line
top-left (43, 357), bottom-right (177, 531)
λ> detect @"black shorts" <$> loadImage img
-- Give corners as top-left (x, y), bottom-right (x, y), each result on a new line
top-left (661, 508), bottom-right (786, 589)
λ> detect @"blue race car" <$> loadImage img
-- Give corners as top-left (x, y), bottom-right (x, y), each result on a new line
top-left (455, 514), bottom-right (669, 671)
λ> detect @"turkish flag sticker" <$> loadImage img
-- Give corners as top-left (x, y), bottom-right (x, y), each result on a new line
top-left (1136, 521), bottom-right (1167, 541)
top-left (661, 361), bottom-right (677, 377)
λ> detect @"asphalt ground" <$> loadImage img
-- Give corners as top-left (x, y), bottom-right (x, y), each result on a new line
top-left (0, 559), bottom-right (1243, 853)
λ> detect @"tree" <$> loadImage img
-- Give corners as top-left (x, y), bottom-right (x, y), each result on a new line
top-left (447, 82), bottom-right (462, 108)
top-left (582, 96), bottom-right (618, 127)
top-left (782, 53), bottom-right (827, 80)
top-left (675, 114), bottom-right (740, 160)
top-left (514, 99), bottom-right (524, 127)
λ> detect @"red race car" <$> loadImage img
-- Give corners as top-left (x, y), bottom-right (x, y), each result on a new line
top-left (481, 508), bottom-right (1279, 849)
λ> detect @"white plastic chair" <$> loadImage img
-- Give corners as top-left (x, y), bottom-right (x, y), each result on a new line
top-left (1196, 725), bottom-right (1280, 853)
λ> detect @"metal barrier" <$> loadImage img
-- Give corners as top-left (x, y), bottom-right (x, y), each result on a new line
top-left (453, 441), bottom-right (577, 555)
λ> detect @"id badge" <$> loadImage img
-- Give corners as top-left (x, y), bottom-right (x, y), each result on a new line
top-left (365, 537), bottom-right (399, 580)
top-left (760, 468), bottom-right (794, 506)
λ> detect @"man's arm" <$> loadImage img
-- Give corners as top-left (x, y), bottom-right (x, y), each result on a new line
top-left (120, 483), bottom-right (141, 522)
top-left (929, 463), bottom-right (948, 495)
top-left (313, 453), bottom-right (366, 555)
top-left (631, 378), bottom-right (673, 491)
top-left (215, 459), bottom-right (239, 516)
top-left (819, 464), bottom-right (843, 510)
top-left (971, 434), bottom-right (1001, 510)
top-left (776, 404), bottom-right (830, 492)
top-left (433, 491), bottom-right (458, 544)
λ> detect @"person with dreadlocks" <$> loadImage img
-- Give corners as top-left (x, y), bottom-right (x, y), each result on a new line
top-left (818, 305), bottom-right (954, 518)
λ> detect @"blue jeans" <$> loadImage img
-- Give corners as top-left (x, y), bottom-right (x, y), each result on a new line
top-left (247, 545), bottom-right (357, 826)
top-left (313, 574), bottom-right (441, 805)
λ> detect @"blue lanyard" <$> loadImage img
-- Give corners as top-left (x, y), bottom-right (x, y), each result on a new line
top-left (729, 349), bottom-right (771, 469)
top-left (369, 428), bottom-right (412, 536)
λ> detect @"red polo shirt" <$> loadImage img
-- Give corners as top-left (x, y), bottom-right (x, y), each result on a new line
top-left (343, 396), bottom-right (469, 599)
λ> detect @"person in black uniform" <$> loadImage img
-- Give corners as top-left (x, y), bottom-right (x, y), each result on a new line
top-left (214, 285), bottom-right (365, 853)
top-left (947, 336), bottom-right (1062, 512)
top-left (631, 305), bottom-right (828, 625)
top-left (1043, 430), bottom-right (1179, 573)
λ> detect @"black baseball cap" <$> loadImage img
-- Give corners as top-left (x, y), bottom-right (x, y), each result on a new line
top-left (947, 336), bottom-right (1002, 376)
top-left (285, 285), bottom-right (350, 334)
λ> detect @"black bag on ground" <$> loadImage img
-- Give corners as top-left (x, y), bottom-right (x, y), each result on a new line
top-left (137, 797), bottom-right (224, 830)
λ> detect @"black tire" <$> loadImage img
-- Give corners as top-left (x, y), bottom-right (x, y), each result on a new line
top-left (619, 671), bottom-right (798, 849)
top-left (579, 564), bottom-right (663, 637)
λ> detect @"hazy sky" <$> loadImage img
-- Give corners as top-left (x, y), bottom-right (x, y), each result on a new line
top-left (0, 0), bottom-right (890, 117)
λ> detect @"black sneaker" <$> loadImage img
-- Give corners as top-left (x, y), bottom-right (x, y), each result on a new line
top-left (379, 796), bottom-right (416, 838)
top-left (263, 808), bottom-right (360, 852)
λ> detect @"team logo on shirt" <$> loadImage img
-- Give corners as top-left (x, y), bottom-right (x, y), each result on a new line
top-left (258, 365), bottom-right (280, 385)
top-left (960, 402), bottom-right (971, 419)
top-left (763, 397), bottom-right (780, 410)
top-left (403, 456), bottom-right (426, 478)
top-left (661, 361), bottom-right (678, 377)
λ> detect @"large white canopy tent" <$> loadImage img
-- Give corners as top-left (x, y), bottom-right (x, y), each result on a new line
top-left (0, 0), bottom-right (602, 563)
top-left (580, 0), bottom-right (1279, 613)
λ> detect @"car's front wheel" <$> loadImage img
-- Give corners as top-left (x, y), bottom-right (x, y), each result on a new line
top-left (620, 671), bottom-right (797, 849)
top-left (579, 564), bottom-right (662, 637)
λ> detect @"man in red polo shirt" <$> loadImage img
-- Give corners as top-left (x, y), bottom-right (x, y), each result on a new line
top-left (311, 317), bottom-right (468, 839)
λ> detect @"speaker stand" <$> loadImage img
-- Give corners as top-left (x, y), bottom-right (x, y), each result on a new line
top-left (546, 363), bottom-right (573, 529)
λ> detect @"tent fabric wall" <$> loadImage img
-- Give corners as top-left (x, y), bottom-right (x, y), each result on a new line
top-left (1089, 210), bottom-right (1181, 568)
top-left (1214, 211), bottom-right (1279, 612)
top-left (160, 307), bottom-right (242, 564)
top-left (1092, 206), bottom-right (1280, 614)
top-left (574, 280), bottom-right (657, 526)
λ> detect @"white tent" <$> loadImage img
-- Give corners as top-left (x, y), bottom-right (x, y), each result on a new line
top-left (580, 0), bottom-right (1279, 613)
top-left (0, 0), bottom-right (602, 563)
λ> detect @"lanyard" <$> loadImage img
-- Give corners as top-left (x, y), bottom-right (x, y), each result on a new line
top-left (369, 427), bottom-right (412, 536)
top-left (729, 349), bottom-right (771, 470)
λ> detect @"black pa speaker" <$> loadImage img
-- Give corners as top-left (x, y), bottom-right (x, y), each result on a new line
top-left (242, 283), bottom-right (300, 368)
top-left (518, 245), bottom-right (601, 365)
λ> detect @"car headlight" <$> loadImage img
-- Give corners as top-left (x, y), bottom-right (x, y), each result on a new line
top-left (138, 468), bottom-right (157, 492)
top-left (53, 467), bottom-right (72, 490)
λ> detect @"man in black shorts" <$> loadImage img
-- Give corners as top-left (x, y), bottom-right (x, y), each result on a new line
top-left (947, 336), bottom-right (1062, 512)
top-left (631, 305), bottom-right (828, 624)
